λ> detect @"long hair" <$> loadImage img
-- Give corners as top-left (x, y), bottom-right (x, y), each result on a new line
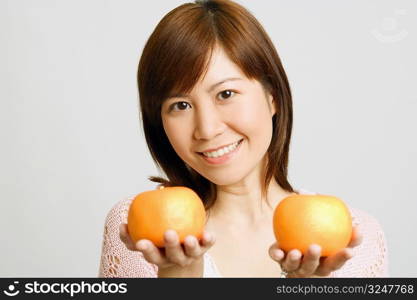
top-left (137, 0), bottom-right (295, 210)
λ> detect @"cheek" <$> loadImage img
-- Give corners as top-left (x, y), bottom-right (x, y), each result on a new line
top-left (162, 118), bottom-right (192, 155)
top-left (229, 98), bottom-right (273, 136)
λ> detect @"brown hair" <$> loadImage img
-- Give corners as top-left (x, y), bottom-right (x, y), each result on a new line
top-left (137, 0), bottom-right (295, 210)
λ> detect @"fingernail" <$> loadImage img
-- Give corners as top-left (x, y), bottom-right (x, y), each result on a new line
top-left (164, 230), bottom-right (177, 243)
top-left (345, 249), bottom-right (353, 259)
top-left (273, 250), bottom-right (283, 260)
top-left (291, 252), bottom-right (301, 261)
top-left (186, 236), bottom-right (195, 246)
top-left (137, 241), bottom-right (147, 251)
top-left (311, 244), bottom-right (321, 254)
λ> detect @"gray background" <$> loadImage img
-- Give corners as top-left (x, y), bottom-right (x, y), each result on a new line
top-left (1, 0), bottom-right (416, 277)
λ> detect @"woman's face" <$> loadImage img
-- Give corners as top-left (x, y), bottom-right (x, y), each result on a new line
top-left (161, 47), bottom-right (276, 186)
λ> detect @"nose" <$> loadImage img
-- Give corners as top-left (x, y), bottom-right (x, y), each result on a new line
top-left (193, 102), bottom-right (226, 141)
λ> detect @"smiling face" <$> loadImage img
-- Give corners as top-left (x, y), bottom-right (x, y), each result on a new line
top-left (161, 46), bottom-right (276, 186)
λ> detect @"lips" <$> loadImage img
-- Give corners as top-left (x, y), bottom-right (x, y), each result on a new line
top-left (197, 139), bottom-right (244, 154)
top-left (198, 138), bottom-right (243, 165)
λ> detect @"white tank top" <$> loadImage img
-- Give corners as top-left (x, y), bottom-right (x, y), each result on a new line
top-left (203, 252), bottom-right (222, 277)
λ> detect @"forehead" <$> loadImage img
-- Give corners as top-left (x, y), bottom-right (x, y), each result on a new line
top-left (197, 47), bottom-right (247, 86)
top-left (164, 45), bottom-right (257, 101)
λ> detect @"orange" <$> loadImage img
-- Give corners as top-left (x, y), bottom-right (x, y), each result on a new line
top-left (127, 186), bottom-right (206, 247)
top-left (273, 194), bottom-right (352, 257)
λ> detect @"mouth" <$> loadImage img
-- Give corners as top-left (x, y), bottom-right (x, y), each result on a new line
top-left (197, 138), bottom-right (244, 164)
top-left (197, 139), bottom-right (243, 155)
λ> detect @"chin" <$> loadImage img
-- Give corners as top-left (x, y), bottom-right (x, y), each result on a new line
top-left (202, 172), bottom-right (248, 187)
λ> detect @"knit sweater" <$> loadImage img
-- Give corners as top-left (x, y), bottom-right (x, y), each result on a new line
top-left (98, 188), bottom-right (389, 277)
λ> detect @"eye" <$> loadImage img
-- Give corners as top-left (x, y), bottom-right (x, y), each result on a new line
top-left (218, 90), bottom-right (235, 101)
top-left (169, 101), bottom-right (191, 112)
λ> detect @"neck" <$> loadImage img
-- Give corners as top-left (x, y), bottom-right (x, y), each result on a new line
top-left (207, 178), bottom-right (293, 230)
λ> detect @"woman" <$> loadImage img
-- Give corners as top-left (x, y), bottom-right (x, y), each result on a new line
top-left (99, 0), bottom-right (388, 277)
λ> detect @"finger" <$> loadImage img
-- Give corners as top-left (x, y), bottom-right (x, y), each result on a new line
top-left (296, 244), bottom-right (322, 276)
top-left (183, 235), bottom-right (202, 258)
top-left (268, 243), bottom-right (285, 262)
top-left (119, 224), bottom-right (136, 251)
top-left (281, 249), bottom-right (302, 272)
top-left (136, 239), bottom-right (168, 266)
top-left (315, 248), bottom-right (353, 276)
top-left (200, 231), bottom-right (216, 250)
top-left (348, 226), bottom-right (363, 248)
top-left (164, 230), bottom-right (189, 267)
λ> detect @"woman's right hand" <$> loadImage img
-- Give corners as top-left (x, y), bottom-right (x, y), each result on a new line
top-left (119, 223), bottom-right (216, 277)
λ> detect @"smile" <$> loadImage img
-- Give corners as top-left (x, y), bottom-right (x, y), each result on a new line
top-left (198, 139), bottom-right (243, 165)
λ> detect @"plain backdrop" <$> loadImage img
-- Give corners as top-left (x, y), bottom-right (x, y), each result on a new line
top-left (1, 0), bottom-right (416, 277)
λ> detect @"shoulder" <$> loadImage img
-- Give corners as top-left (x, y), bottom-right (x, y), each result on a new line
top-left (347, 206), bottom-right (388, 260)
top-left (99, 194), bottom-right (158, 278)
top-left (348, 206), bottom-right (384, 233)
top-left (347, 206), bottom-right (388, 256)
top-left (105, 184), bottom-right (165, 223)
top-left (339, 206), bottom-right (389, 277)
top-left (104, 194), bottom-right (136, 226)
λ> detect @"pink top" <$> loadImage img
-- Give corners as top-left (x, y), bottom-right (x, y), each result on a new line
top-left (98, 189), bottom-right (389, 277)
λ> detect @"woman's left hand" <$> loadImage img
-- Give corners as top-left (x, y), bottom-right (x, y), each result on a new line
top-left (268, 226), bottom-right (363, 277)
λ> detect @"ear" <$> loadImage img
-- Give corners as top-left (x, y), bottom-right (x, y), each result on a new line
top-left (267, 93), bottom-right (276, 117)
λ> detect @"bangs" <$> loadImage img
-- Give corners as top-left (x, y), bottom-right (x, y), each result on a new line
top-left (163, 42), bottom-right (216, 102)
top-left (138, 4), bottom-right (218, 120)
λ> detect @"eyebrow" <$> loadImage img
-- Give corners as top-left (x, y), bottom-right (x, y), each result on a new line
top-left (167, 77), bottom-right (243, 99)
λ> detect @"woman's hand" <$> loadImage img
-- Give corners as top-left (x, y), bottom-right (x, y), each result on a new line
top-left (268, 226), bottom-right (363, 278)
top-left (119, 223), bottom-right (216, 277)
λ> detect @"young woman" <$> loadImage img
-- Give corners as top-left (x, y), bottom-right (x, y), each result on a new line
top-left (99, 0), bottom-right (388, 278)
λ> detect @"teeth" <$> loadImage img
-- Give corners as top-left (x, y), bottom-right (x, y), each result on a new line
top-left (202, 140), bottom-right (241, 158)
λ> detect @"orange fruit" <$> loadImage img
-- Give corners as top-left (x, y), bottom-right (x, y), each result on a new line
top-left (273, 194), bottom-right (352, 257)
top-left (127, 186), bottom-right (206, 247)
